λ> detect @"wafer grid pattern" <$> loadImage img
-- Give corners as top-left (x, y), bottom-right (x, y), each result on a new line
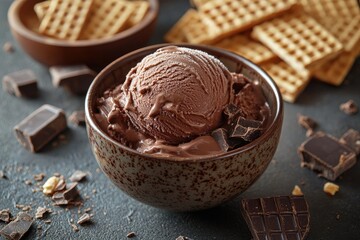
top-left (34, 1), bottom-right (50, 20)
top-left (80, 0), bottom-right (133, 40)
top-left (262, 60), bottom-right (310, 102)
top-left (242, 196), bottom-right (310, 240)
top-left (199, 0), bottom-right (297, 38)
top-left (39, 0), bottom-right (93, 41)
top-left (216, 35), bottom-right (276, 64)
top-left (127, 1), bottom-right (150, 26)
top-left (252, 11), bottom-right (343, 72)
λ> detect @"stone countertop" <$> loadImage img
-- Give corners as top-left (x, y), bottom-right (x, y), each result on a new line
top-left (0, 0), bottom-right (359, 239)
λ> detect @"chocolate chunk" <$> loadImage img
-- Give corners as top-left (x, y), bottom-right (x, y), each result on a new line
top-left (52, 183), bottom-right (79, 205)
top-left (298, 132), bottom-right (356, 181)
top-left (339, 129), bottom-right (360, 156)
top-left (241, 196), bottom-right (310, 240)
top-left (340, 99), bottom-right (358, 115)
top-left (211, 128), bottom-right (240, 151)
top-left (68, 111), bottom-right (86, 126)
top-left (14, 104), bottom-right (67, 152)
top-left (0, 212), bottom-right (33, 240)
top-left (223, 104), bottom-right (241, 124)
top-left (50, 65), bottom-right (96, 94)
top-left (69, 170), bottom-right (87, 182)
top-left (297, 114), bottom-right (317, 137)
top-left (229, 116), bottom-right (262, 142)
top-left (2, 69), bottom-right (38, 98)
top-left (0, 209), bottom-right (11, 223)
top-left (77, 213), bottom-right (91, 225)
top-left (35, 207), bottom-right (51, 219)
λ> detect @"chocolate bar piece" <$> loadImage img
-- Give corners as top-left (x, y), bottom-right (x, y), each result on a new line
top-left (340, 129), bottom-right (360, 156)
top-left (68, 111), bottom-right (86, 126)
top-left (0, 212), bottom-right (33, 240)
top-left (241, 196), bottom-right (310, 240)
top-left (14, 104), bottom-right (67, 152)
top-left (2, 69), bottom-right (38, 98)
top-left (229, 116), bottom-right (262, 142)
top-left (50, 65), bottom-right (96, 94)
top-left (298, 132), bottom-right (356, 181)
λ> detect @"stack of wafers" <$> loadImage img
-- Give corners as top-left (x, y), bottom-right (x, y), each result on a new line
top-left (34, 0), bottom-right (150, 41)
top-left (165, 0), bottom-right (360, 103)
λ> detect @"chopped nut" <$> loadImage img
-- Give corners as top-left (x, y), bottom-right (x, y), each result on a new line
top-left (77, 213), bottom-right (91, 225)
top-left (292, 185), bottom-right (303, 196)
top-left (43, 176), bottom-right (60, 195)
top-left (323, 182), bottom-right (339, 196)
top-left (127, 232), bottom-right (136, 238)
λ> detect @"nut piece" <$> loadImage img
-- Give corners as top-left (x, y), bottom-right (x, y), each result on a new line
top-left (323, 182), bottom-right (339, 196)
top-left (43, 176), bottom-right (60, 195)
top-left (292, 185), bottom-right (304, 196)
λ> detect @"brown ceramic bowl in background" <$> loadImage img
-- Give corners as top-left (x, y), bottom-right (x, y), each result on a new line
top-left (7, 0), bottom-right (159, 69)
top-left (85, 44), bottom-right (284, 211)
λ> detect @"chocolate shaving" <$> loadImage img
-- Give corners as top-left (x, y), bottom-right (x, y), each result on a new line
top-left (68, 111), bottom-right (86, 126)
top-left (0, 209), bottom-right (11, 223)
top-left (126, 232), bottom-right (136, 238)
top-left (77, 213), bottom-right (91, 225)
top-left (54, 177), bottom-right (66, 192)
top-left (69, 170), bottom-right (87, 182)
top-left (35, 207), bottom-right (51, 219)
top-left (297, 114), bottom-right (317, 137)
top-left (176, 236), bottom-right (193, 240)
top-left (340, 100), bottom-right (358, 115)
top-left (52, 183), bottom-right (79, 206)
top-left (0, 212), bottom-right (33, 240)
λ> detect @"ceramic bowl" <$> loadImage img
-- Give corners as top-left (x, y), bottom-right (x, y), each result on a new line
top-left (85, 44), bottom-right (284, 211)
top-left (7, 0), bottom-right (159, 69)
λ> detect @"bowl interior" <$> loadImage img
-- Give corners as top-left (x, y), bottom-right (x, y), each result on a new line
top-left (11, 0), bottom-right (158, 46)
top-left (87, 44), bottom-right (282, 158)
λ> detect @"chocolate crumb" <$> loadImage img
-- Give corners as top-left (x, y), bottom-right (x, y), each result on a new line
top-left (15, 205), bottom-right (31, 212)
top-left (127, 232), bottom-right (136, 238)
top-left (70, 223), bottom-right (79, 232)
top-left (33, 173), bottom-right (45, 181)
top-left (77, 213), bottom-right (91, 225)
top-left (44, 220), bottom-right (52, 224)
top-left (336, 214), bottom-right (341, 220)
top-left (3, 42), bottom-right (14, 53)
top-left (0, 170), bottom-right (6, 179)
top-left (176, 236), bottom-right (193, 240)
top-left (69, 170), bottom-right (87, 182)
top-left (0, 212), bottom-right (33, 240)
top-left (35, 207), bottom-right (51, 219)
top-left (297, 114), bottom-right (317, 137)
top-left (84, 208), bottom-right (92, 213)
top-left (68, 111), bottom-right (86, 126)
top-left (340, 100), bottom-right (358, 115)
top-left (92, 189), bottom-right (97, 194)
top-left (0, 209), bottom-right (11, 223)
top-left (24, 180), bottom-right (32, 186)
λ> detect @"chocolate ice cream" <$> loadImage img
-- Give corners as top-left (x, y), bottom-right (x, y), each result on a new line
top-left (96, 46), bottom-right (270, 158)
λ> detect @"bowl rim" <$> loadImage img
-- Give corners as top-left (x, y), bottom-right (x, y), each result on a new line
top-left (85, 43), bottom-right (284, 162)
top-left (7, 0), bottom-right (159, 47)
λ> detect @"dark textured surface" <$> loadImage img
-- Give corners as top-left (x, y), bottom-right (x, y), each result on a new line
top-left (0, 0), bottom-right (359, 239)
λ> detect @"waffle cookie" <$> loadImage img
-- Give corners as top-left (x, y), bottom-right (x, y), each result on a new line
top-left (252, 10), bottom-right (343, 73)
top-left (199, 0), bottom-right (298, 40)
top-left (215, 34), bottom-right (277, 64)
top-left (39, 0), bottom-right (94, 41)
top-left (127, 1), bottom-right (150, 27)
top-left (300, 0), bottom-right (360, 25)
top-left (34, 1), bottom-right (50, 20)
top-left (80, 0), bottom-right (134, 40)
top-left (261, 59), bottom-right (311, 103)
top-left (190, 0), bottom-right (211, 8)
top-left (314, 51), bottom-right (357, 86)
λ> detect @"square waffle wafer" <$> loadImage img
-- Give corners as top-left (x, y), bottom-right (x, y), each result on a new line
top-left (320, 16), bottom-right (360, 52)
top-left (252, 10), bottom-right (343, 73)
top-left (127, 1), bottom-right (150, 26)
top-left (39, 0), bottom-right (94, 41)
top-left (80, 0), bottom-right (134, 40)
top-left (215, 34), bottom-right (277, 64)
top-left (199, 0), bottom-right (298, 40)
top-left (261, 59), bottom-right (311, 103)
top-left (164, 9), bottom-right (197, 43)
top-left (300, 0), bottom-right (360, 25)
top-left (314, 51), bottom-right (357, 86)
top-left (34, 1), bottom-right (50, 20)
top-left (190, 0), bottom-right (211, 8)
top-left (181, 10), bottom-right (220, 44)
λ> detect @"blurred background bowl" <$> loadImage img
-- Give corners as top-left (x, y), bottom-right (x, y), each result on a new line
top-left (85, 44), bottom-right (284, 211)
top-left (8, 0), bottom-right (159, 69)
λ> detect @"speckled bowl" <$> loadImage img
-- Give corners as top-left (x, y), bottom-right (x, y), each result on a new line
top-left (85, 44), bottom-right (283, 211)
top-left (8, 0), bottom-right (158, 69)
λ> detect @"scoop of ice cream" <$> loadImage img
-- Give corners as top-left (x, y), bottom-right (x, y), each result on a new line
top-left (120, 46), bottom-right (232, 145)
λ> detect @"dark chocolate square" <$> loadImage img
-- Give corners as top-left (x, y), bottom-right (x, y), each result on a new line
top-left (262, 197), bottom-right (278, 213)
top-left (246, 198), bottom-right (263, 214)
top-left (281, 214), bottom-right (297, 231)
top-left (265, 215), bottom-right (281, 231)
top-left (276, 196), bottom-right (292, 212)
top-left (250, 215), bottom-right (266, 232)
top-left (2, 69), bottom-right (38, 98)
